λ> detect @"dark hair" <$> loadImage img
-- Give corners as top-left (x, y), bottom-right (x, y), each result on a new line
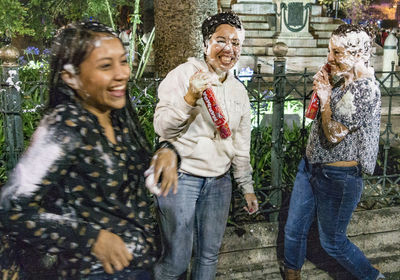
top-left (48, 21), bottom-right (120, 108)
top-left (332, 24), bottom-right (375, 40)
top-left (47, 21), bottom-right (152, 153)
top-left (201, 11), bottom-right (243, 45)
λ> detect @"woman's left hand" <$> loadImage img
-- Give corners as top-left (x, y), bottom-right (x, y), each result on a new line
top-left (243, 193), bottom-right (259, 215)
top-left (145, 148), bottom-right (178, 196)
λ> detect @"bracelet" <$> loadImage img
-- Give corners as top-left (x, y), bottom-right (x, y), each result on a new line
top-left (155, 141), bottom-right (181, 169)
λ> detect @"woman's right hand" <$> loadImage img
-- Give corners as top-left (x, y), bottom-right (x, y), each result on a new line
top-left (313, 64), bottom-right (332, 110)
top-left (92, 229), bottom-right (133, 274)
top-left (184, 71), bottom-right (220, 106)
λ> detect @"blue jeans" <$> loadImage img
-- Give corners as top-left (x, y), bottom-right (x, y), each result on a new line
top-left (284, 158), bottom-right (380, 280)
top-left (154, 172), bottom-right (232, 280)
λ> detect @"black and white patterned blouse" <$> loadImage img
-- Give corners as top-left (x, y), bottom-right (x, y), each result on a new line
top-left (0, 101), bottom-right (159, 278)
top-left (306, 78), bottom-right (381, 175)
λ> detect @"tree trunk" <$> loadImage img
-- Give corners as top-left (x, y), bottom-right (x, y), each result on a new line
top-left (154, 0), bottom-right (217, 77)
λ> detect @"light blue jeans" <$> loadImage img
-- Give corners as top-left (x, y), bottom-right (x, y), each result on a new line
top-left (154, 172), bottom-right (232, 280)
top-left (284, 158), bottom-right (380, 280)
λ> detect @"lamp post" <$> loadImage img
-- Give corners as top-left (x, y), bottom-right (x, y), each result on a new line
top-left (335, 0), bottom-right (341, 18)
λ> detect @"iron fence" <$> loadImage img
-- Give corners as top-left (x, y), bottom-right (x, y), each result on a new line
top-left (1, 61), bottom-right (399, 224)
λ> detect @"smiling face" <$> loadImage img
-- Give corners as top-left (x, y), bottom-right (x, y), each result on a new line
top-left (327, 36), bottom-right (358, 76)
top-left (327, 32), bottom-right (373, 77)
top-left (63, 35), bottom-right (130, 115)
top-left (205, 24), bottom-right (242, 73)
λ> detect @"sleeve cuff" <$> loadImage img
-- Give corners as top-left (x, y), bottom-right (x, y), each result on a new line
top-left (240, 183), bottom-right (255, 194)
top-left (155, 141), bottom-right (182, 169)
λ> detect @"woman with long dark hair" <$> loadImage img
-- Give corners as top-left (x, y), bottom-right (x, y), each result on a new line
top-left (0, 21), bottom-right (179, 279)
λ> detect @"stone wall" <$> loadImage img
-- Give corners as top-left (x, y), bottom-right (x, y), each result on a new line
top-left (216, 207), bottom-right (400, 279)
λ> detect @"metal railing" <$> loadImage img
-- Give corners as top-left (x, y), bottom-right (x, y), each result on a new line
top-left (1, 59), bottom-right (399, 223)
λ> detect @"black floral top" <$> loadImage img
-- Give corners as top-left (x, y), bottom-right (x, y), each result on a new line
top-left (0, 101), bottom-right (159, 278)
top-left (306, 78), bottom-right (381, 175)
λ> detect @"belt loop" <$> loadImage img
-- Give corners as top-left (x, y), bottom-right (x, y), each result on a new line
top-left (357, 164), bottom-right (362, 176)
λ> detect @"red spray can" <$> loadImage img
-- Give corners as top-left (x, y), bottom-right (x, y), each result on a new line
top-left (305, 91), bottom-right (320, 120)
top-left (305, 63), bottom-right (331, 120)
top-left (202, 88), bottom-right (231, 139)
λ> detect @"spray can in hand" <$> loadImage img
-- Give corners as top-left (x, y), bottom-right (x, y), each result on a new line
top-left (202, 88), bottom-right (231, 139)
top-left (305, 63), bottom-right (331, 120)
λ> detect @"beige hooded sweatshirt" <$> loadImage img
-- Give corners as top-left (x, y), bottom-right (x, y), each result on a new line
top-left (154, 57), bottom-right (254, 194)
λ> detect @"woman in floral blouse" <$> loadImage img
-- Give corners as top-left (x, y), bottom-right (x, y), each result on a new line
top-left (283, 24), bottom-right (384, 280)
top-left (0, 21), bottom-right (178, 279)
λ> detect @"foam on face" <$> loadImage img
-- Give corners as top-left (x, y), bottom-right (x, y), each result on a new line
top-left (330, 31), bottom-right (371, 65)
top-left (331, 31), bottom-right (371, 59)
top-left (329, 31), bottom-right (375, 82)
top-left (92, 35), bottom-right (115, 48)
top-left (204, 28), bottom-right (242, 78)
top-left (205, 27), bottom-right (243, 57)
top-left (63, 35), bottom-right (116, 75)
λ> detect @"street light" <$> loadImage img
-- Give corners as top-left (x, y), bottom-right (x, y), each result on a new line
top-left (335, 0), bottom-right (341, 18)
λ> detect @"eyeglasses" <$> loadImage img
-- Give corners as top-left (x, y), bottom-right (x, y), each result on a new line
top-left (211, 36), bottom-right (241, 50)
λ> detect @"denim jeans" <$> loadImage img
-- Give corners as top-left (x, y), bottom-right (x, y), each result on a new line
top-left (284, 158), bottom-right (380, 280)
top-left (154, 172), bottom-right (232, 280)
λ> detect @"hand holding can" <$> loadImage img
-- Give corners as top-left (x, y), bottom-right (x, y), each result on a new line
top-left (305, 63), bottom-right (331, 120)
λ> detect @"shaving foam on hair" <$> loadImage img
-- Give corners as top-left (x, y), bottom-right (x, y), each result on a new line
top-left (330, 32), bottom-right (375, 83)
top-left (331, 31), bottom-right (372, 62)
top-left (92, 36), bottom-right (115, 47)
top-left (63, 64), bottom-right (76, 75)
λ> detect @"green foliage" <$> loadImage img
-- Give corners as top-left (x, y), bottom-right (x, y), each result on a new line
top-left (135, 27), bottom-right (155, 80)
top-left (0, 0), bottom-right (136, 41)
top-left (0, 0), bottom-right (34, 38)
top-left (18, 46), bottom-right (50, 146)
top-left (0, 117), bottom-right (5, 187)
top-left (128, 81), bottom-right (157, 147)
top-left (251, 126), bottom-right (273, 189)
top-left (318, 0), bottom-right (371, 22)
top-left (0, 45), bottom-right (49, 187)
top-left (281, 121), bottom-right (310, 188)
top-left (251, 122), bottom-right (310, 192)
top-left (366, 144), bottom-right (400, 209)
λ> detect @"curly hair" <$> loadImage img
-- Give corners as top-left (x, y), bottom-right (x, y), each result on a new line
top-left (332, 24), bottom-right (375, 40)
top-left (201, 11), bottom-right (243, 44)
top-left (331, 24), bottom-right (375, 61)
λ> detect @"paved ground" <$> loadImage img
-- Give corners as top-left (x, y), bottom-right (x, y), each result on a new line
top-left (386, 272), bottom-right (400, 279)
